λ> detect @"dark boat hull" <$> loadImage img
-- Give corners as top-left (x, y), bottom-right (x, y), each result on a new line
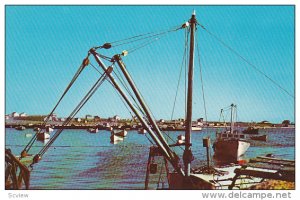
top-left (250, 134), bottom-right (267, 141)
top-left (242, 127), bottom-right (259, 134)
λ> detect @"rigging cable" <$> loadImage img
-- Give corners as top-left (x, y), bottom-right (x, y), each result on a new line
top-left (170, 27), bottom-right (189, 122)
top-left (109, 25), bottom-right (182, 48)
top-left (90, 61), bottom-right (136, 120)
top-left (89, 58), bottom-right (154, 145)
top-left (32, 66), bottom-right (110, 164)
top-left (198, 22), bottom-right (294, 99)
top-left (21, 54), bottom-right (90, 157)
top-left (196, 31), bottom-right (208, 129)
top-left (95, 52), bottom-right (148, 118)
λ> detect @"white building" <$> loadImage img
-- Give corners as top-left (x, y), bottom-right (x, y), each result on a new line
top-left (11, 112), bottom-right (19, 117)
top-left (19, 112), bottom-right (27, 117)
top-left (113, 115), bottom-right (121, 121)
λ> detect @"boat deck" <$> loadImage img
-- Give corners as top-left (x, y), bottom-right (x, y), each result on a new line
top-left (190, 156), bottom-right (295, 189)
top-left (191, 165), bottom-right (266, 189)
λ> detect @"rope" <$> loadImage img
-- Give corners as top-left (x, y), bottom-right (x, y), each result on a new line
top-left (126, 37), bottom-right (161, 54)
top-left (196, 31), bottom-right (209, 135)
top-left (170, 28), bottom-right (189, 122)
top-left (21, 55), bottom-right (89, 156)
top-left (198, 23), bottom-right (294, 99)
top-left (89, 56), bottom-right (154, 146)
top-left (110, 25), bottom-right (182, 48)
top-left (36, 68), bottom-right (109, 158)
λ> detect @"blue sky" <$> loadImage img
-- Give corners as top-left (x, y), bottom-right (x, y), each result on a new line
top-left (5, 5), bottom-right (294, 123)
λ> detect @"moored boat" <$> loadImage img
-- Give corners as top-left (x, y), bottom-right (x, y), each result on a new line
top-left (33, 127), bottom-right (41, 131)
top-left (87, 127), bottom-right (98, 133)
top-left (242, 126), bottom-right (259, 134)
top-left (115, 129), bottom-right (127, 137)
top-left (15, 126), bottom-right (26, 131)
top-left (110, 130), bottom-right (125, 143)
top-left (138, 128), bottom-right (146, 134)
top-left (191, 126), bottom-right (202, 131)
top-left (213, 104), bottom-right (250, 162)
top-left (46, 126), bottom-right (54, 132)
top-left (250, 134), bottom-right (267, 142)
top-left (176, 135), bottom-right (185, 144)
top-left (36, 132), bottom-right (50, 141)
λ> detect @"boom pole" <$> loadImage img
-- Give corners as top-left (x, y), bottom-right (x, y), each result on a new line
top-left (113, 55), bottom-right (178, 163)
top-left (89, 49), bottom-right (183, 176)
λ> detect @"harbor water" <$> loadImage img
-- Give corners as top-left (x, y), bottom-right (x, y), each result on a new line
top-left (5, 127), bottom-right (295, 189)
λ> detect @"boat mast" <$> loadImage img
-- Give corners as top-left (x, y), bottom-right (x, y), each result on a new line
top-left (230, 104), bottom-right (234, 134)
top-left (184, 10), bottom-right (196, 177)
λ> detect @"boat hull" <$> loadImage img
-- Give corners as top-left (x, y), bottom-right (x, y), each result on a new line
top-left (36, 132), bottom-right (50, 141)
top-left (138, 128), bottom-right (146, 134)
top-left (110, 134), bottom-right (124, 143)
top-left (250, 134), bottom-right (267, 141)
top-left (88, 128), bottom-right (98, 133)
top-left (115, 130), bottom-right (127, 137)
top-left (213, 139), bottom-right (250, 161)
top-left (242, 127), bottom-right (259, 134)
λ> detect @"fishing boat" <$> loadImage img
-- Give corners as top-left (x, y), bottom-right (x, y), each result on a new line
top-left (36, 131), bottom-right (50, 141)
top-left (191, 126), bottom-right (202, 131)
top-left (138, 128), bottom-right (147, 134)
top-left (115, 129), bottom-right (127, 137)
top-left (176, 135), bottom-right (185, 144)
top-left (33, 127), bottom-right (40, 131)
top-left (46, 126), bottom-right (54, 132)
top-left (15, 126), bottom-right (26, 131)
top-left (110, 130), bottom-right (125, 143)
top-left (87, 127), bottom-right (98, 133)
top-left (242, 126), bottom-right (259, 134)
top-left (213, 104), bottom-right (250, 161)
top-left (250, 134), bottom-right (267, 142)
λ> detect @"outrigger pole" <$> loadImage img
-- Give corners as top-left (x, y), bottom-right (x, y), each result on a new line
top-left (113, 55), bottom-right (179, 164)
top-left (184, 10), bottom-right (197, 177)
top-left (89, 49), bottom-right (184, 176)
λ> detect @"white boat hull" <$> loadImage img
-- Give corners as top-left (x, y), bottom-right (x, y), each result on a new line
top-left (37, 132), bottom-right (50, 141)
top-left (110, 134), bottom-right (124, 143)
top-left (46, 127), bottom-right (54, 132)
top-left (191, 126), bottom-right (202, 131)
top-left (115, 130), bottom-right (127, 137)
top-left (213, 139), bottom-right (250, 161)
top-left (138, 128), bottom-right (146, 134)
top-left (88, 128), bottom-right (98, 133)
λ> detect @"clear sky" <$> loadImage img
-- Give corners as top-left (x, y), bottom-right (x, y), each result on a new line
top-left (5, 5), bottom-right (294, 123)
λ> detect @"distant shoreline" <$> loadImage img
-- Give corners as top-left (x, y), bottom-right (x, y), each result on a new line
top-left (5, 123), bottom-right (295, 131)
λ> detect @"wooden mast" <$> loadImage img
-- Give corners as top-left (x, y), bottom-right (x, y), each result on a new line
top-left (184, 10), bottom-right (196, 177)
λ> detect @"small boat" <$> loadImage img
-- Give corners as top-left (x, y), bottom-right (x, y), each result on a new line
top-left (176, 135), bottom-right (185, 144)
top-left (36, 131), bottom-right (50, 141)
top-left (138, 128), bottom-right (147, 134)
top-left (110, 130), bottom-right (125, 143)
top-left (242, 126), bottom-right (259, 134)
top-left (46, 126), bottom-right (54, 132)
top-left (33, 127), bottom-right (41, 131)
top-left (115, 129), bottom-right (128, 137)
top-left (25, 133), bottom-right (33, 138)
top-left (15, 126), bottom-right (26, 131)
top-left (250, 134), bottom-right (267, 142)
top-left (191, 126), bottom-right (202, 131)
top-left (88, 127), bottom-right (98, 133)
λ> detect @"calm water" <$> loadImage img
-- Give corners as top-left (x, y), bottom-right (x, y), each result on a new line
top-left (5, 127), bottom-right (295, 189)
